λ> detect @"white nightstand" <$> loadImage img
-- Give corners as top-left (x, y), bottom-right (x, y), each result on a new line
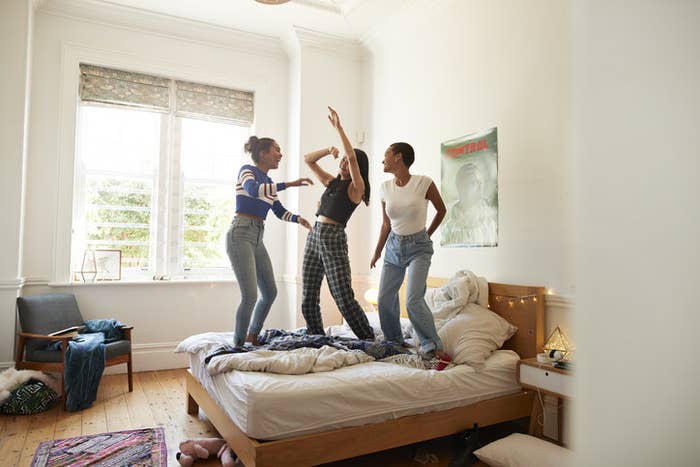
top-left (517, 358), bottom-right (573, 443)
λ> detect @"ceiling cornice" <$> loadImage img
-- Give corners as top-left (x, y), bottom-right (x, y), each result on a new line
top-left (294, 0), bottom-right (343, 15)
top-left (294, 26), bottom-right (365, 62)
top-left (38, 0), bottom-right (286, 58)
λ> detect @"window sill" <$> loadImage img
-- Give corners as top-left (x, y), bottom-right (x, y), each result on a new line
top-left (49, 278), bottom-right (237, 287)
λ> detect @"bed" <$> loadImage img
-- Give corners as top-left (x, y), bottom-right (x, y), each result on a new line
top-left (184, 281), bottom-right (545, 467)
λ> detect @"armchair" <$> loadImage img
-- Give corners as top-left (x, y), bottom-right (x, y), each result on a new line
top-left (15, 293), bottom-right (133, 404)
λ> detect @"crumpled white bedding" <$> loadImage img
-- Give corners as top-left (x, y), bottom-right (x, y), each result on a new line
top-left (206, 345), bottom-right (373, 375)
top-left (176, 332), bottom-right (375, 375)
top-left (176, 331), bottom-right (235, 355)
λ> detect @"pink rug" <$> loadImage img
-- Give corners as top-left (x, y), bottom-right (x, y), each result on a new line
top-left (31, 427), bottom-right (167, 467)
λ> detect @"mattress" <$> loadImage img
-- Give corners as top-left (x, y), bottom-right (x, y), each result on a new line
top-left (189, 347), bottom-right (522, 440)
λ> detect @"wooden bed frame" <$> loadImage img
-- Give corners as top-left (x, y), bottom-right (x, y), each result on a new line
top-left (185, 281), bottom-right (545, 467)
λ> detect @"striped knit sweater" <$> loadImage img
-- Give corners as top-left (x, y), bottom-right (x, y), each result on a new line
top-left (235, 164), bottom-right (298, 223)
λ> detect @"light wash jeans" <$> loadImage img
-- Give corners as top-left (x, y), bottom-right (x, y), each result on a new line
top-left (226, 216), bottom-right (277, 347)
top-left (378, 229), bottom-right (443, 353)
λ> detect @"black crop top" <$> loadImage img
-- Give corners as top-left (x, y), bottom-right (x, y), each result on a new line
top-left (315, 178), bottom-right (359, 227)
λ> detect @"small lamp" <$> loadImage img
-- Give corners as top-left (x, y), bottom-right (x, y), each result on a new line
top-left (543, 326), bottom-right (573, 361)
top-left (364, 288), bottom-right (378, 312)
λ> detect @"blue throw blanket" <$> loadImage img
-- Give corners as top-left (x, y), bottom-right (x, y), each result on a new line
top-left (48, 319), bottom-right (124, 412)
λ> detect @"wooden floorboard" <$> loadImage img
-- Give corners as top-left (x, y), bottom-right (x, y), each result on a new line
top-left (0, 369), bottom-right (520, 466)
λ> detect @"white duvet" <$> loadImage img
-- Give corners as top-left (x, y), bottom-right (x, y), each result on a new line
top-left (206, 345), bottom-right (373, 375)
top-left (176, 332), bottom-right (374, 375)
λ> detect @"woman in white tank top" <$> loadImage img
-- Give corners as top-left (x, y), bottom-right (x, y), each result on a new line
top-left (370, 142), bottom-right (450, 363)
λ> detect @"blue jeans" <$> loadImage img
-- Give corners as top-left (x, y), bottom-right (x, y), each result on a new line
top-left (378, 230), bottom-right (443, 353)
top-left (226, 216), bottom-right (277, 347)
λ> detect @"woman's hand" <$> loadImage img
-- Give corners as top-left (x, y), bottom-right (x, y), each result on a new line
top-left (370, 252), bottom-right (381, 269)
top-left (328, 146), bottom-right (339, 158)
top-left (298, 217), bottom-right (312, 230)
top-left (327, 106), bottom-right (341, 130)
top-left (287, 178), bottom-right (314, 188)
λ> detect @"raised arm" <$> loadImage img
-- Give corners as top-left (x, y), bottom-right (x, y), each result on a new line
top-left (304, 146), bottom-right (339, 187)
top-left (370, 201), bottom-right (392, 268)
top-left (425, 181), bottom-right (447, 237)
top-left (327, 106), bottom-right (364, 204)
top-left (239, 168), bottom-right (313, 199)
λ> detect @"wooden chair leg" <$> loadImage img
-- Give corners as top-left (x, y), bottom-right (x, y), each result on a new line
top-left (60, 375), bottom-right (67, 411)
top-left (127, 353), bottom-right (133, 392)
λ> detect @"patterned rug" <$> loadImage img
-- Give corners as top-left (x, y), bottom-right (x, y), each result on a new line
top-left (31, 427), bottom-right (167, 467)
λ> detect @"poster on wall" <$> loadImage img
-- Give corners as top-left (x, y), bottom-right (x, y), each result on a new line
top-left (440, 127), bottom-right (498, 247)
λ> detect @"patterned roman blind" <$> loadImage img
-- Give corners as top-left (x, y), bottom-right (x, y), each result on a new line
top-left (79, 64), bottom-right (170, 111)
top-left (175, 81), bottom-right (254, 124)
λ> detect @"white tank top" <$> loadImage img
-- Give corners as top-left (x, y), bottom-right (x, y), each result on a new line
top-left (380, 175), bottom-right (433, 235)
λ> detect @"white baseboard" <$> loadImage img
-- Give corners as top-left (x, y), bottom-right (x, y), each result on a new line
top-left (104, 341), bottom-right (188, 374)
top-left (4, 345), bottom-right (188, 375)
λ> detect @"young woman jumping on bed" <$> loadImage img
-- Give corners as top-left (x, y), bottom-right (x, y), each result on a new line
top-left (300, 107), bottom-right (375, 341)
top-left (228, 136), bottom-right (313, 348)
top-left (370, 142), bottom-right (450, 361)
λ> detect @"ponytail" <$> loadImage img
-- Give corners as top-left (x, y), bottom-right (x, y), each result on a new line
top-left (244, 136), bottom-right (276, 163)
top-left (354, 149), bottom-right (371, 206)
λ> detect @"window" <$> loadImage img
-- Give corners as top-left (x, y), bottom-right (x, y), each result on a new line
top-left (178, 118), bottom-right (246, 271)
top-left (76, 106), bottom-right (159, 274)
top-left (72, 64), bottom-right (253, 280)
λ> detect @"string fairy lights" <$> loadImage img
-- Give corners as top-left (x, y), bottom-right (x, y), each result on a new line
top-left (490, 294), bottom-right (540, 309)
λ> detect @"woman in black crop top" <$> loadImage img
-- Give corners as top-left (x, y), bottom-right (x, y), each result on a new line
top-left (300, 107), bottom-right (374, 340)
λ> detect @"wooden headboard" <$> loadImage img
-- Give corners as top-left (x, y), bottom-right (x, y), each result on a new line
top-left (399, 279), bottom-right (545, 359)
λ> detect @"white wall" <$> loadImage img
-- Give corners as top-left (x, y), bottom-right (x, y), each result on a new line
top-left (0, 0), bottom-right (33, 367)
top-left (293, 30), bottom-right (367, 327)
top-left (361, 1), bottom-right (573, 314)
top-left (21, 9), bottom-right (294, 369)
top-left (572, 1), bottom-right (700, 465)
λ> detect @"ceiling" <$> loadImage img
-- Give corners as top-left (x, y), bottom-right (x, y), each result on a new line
top-left (90, 0), bottom-right (409, 40)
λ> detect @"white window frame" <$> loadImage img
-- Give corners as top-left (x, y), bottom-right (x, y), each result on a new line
top-left (53, 44), bottom-right (271, 285)
top-left (70, 73), bottom-right (251, 282)
top-left (167, 115), bottom-right (248, 278)
top-left (72, 103), bottom-right (164, 281)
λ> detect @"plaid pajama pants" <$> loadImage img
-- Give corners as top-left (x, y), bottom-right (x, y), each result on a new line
top-left (301, 222), bottom-right (375, 340)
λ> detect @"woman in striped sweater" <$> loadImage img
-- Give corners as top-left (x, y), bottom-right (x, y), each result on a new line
top-left (227, 136), bottom-right (312, 347)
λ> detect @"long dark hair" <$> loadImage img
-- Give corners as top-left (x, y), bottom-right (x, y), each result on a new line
top-left (354, 148), bottom-right (371, 206)
top-left (244, 136), bottom-right (276, 163)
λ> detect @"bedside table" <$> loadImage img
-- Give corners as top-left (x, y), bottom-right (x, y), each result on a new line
top-left (517, 358), bottom-right (573, 443)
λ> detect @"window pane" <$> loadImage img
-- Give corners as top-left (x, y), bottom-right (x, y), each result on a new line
top-left (77, 105), bottom-right (159, 275)
top-left (80, 105), bottom-right (159, 173)
top-left (180, 117), bottom-right (244, 270)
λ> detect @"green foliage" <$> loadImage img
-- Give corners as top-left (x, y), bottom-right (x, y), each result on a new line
top-left (85, 177), bottom-right (233, 271)
top-left (182, 183), bottom-right (232, 269)
top-left (86, 177), bottom-right (152, 269)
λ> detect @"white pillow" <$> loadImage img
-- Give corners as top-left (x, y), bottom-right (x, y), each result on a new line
top-left (437, 304), bottom-right (517, 366)
top-left (474, 433), bottom-right (573, 467)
